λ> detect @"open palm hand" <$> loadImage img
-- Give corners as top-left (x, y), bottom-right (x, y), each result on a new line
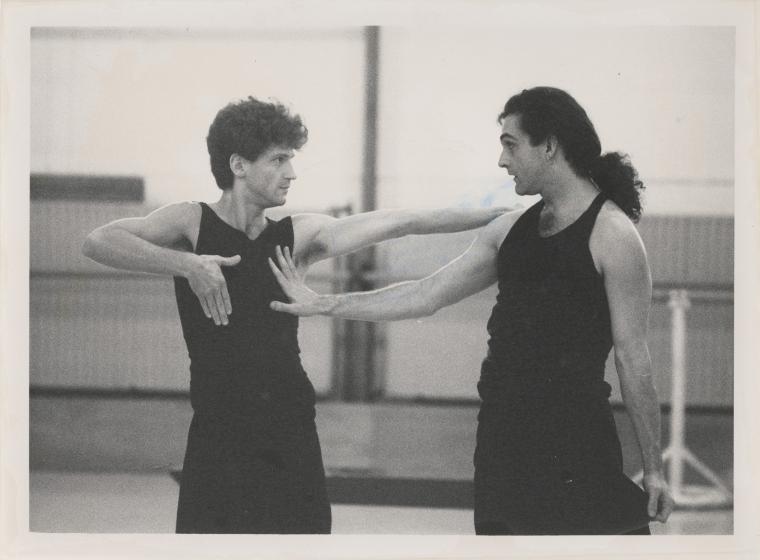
top-left (268, 245), bottom-right (326, 317)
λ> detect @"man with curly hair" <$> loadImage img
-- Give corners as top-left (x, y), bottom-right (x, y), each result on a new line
top-left (82, 96), bottom-right (506, 533)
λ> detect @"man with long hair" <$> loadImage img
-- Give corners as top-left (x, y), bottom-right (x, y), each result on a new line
top-left (270, 87), bottom-right (675, 535)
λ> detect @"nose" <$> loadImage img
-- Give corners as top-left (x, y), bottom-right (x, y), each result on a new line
top-left (498, 149), bottom-right (511, 170)
top-left (284, 160), bottom-right (297, 180)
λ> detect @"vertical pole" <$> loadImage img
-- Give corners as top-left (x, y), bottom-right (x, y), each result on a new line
top-left (341, 26), bottom-right (382, 401)
top-left (667, 289), bottom-right (690, 494)
top-left (362, 25), bottom-right (379, 216)
top-left (634, 288), bottom-right (732, 506)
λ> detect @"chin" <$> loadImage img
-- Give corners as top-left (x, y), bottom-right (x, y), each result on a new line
top-left (515, 183), bottom-right (537, 197)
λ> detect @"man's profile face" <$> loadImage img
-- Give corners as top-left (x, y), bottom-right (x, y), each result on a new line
top-left (498, 114), bottom-right (546, 196)
top-left (239, 145), bottom-right (297, 208)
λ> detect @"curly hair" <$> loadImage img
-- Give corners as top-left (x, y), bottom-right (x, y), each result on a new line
top-left (206, 97), bottom-right (308, 189)
top-left (498, 87), bottom-right (644, 222)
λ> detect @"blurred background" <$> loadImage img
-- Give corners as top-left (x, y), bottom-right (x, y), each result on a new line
top-left (29, 25), bottom-right (733, 534)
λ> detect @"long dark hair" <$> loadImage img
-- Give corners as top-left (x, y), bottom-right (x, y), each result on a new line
top-left (499, 87), bottom-right (644, 222)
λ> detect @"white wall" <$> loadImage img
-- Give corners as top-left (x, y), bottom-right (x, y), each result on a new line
top-left (377, 26), bottom-right (734, 215)
top-left (31, 28), bottom-right (366, 210)
top-left (31, 26), bottom-right (734, 216)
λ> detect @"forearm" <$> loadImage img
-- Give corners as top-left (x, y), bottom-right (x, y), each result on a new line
top-left (316, 280), bottom-right (435, 322)
top-left (82, 227), bottom-right (197, 278)
top-left (406, 207), bottom-right (505, 235)
top-left (299, 207), bottom-right (505, 265)
top-left (616, 349), bottom-right (664, 474)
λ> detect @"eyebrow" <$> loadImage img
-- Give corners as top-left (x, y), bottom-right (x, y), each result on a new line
top-left (270, 150), bottom-right (294, 159)
top-left (500, 133), bottom-right (517, 142)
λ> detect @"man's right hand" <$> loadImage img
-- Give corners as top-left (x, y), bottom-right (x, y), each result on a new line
top-left (186, 254), bottom-right (241, 325)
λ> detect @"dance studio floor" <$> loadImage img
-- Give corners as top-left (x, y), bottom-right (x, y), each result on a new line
top-left (30, 471), bottom-right (732, 534)
top-left (28, 395), bottom-right (734, 535)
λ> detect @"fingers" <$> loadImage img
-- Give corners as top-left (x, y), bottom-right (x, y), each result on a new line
top-left (270, 300), bottom-right (292, 313)
top-left (221, 284), bottom-right (232, 316)
top-left (283, 245), bottom-right (296, 275)
top-left (268, 257), bottom-right (291, 294)
top-left (213, 291), bottom-right (229, 326)
top-left (647, 488), bottom-right (659, 518)
top-left (274, 245), bottom-right (298, 279)
top-left (270, 300), bottom-right (306, 316)
top-left (219, 254), bottom-right (241, 267)
top-left (206, 294), bottom-right (222, 326)
top-left (655, 492), bottom-right (675, 523)
top-left (196, 286), bottom-right (230, 326)
top-left (647, 487), bottom-right (674, 523)
top-left (192, 254), bottom-right (237, 326)
top-left (199, 297), bottom-right (212, 320)
top-left (200, 289), bottom-right (230, 326)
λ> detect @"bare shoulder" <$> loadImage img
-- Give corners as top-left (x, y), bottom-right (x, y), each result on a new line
top-left (593, 201), bottom-right (645, 249)
top-left (290, 212), bottom-right (333, 234)
top-left (136, 201), bottom-right (202, 249)
top-left (148, 200), bottom-right (201, 223)
top-left (290, 212), bottom-right (335, 256)
top-left (591, 200), bottom-right (649, 273)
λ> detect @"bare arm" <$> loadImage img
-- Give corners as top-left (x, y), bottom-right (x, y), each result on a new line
top-left (82, 202), bottom-right (240, 325)
top-left (291, 206), bottom-right (510, 266)
top-left (593, 206), bottom-right (674, 523)
top-left (270, 211), bottom-right (518, 321)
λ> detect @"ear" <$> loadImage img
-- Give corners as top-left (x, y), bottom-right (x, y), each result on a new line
top-left (229, 153), bottom-right (247, 178)
top-left (544, 135), bottom-right (559, 161)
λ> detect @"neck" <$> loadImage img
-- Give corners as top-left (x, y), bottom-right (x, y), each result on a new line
top-left (214, 188), bottom-right (268, 236)
top-left (540, 169), bottom-right (599, 215)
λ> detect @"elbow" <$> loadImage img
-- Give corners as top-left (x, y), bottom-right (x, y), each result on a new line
top-left (81, 232), bottom-right (97, 260)
top-left (397, 282), bottom-right (439, 320)
top-left (81, 228), bottom-right (106, 261)
top-left (614, 343), bottom-right (651, 373)
top-left (415, 288), bottom-right (442, 319)
top-left (415, 300), bottom-right (438, 319)
top-left (613, 334), bottom-right (650, 364)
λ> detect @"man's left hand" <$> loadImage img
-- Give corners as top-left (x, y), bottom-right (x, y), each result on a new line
top-left (643, 471), bottom-right (675, 523)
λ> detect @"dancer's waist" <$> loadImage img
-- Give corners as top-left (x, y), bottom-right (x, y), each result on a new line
top-left (478, 358), bottom-right (611, 403)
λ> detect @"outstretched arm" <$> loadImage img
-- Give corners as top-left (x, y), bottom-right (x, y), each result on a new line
top-left (291, 206), bottom-right (510, 267)
top-left (82, 202), bottom-right (240, 326)
top-left (270, 211), bottom-right (518, 321)
top-left (593, 207), bottom-right (674, 523)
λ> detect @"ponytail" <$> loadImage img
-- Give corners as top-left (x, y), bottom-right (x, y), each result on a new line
top-left (589, 152), bottom-right (644, 223)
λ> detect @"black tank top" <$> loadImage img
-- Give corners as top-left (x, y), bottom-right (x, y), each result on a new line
top-left (173, 203), bottom-right (314, 415)
top-left (480, 193), bottom-right (612, 398)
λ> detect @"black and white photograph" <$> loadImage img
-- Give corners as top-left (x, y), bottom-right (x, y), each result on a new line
top-left (1, 0), bottom-right (758, 558)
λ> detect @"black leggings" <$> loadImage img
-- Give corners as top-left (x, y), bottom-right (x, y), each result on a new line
top-left (475, 521), bottom-right (651, 535)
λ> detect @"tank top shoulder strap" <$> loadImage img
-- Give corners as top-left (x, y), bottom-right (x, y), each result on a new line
top-left (262, 215), bottom-right (295, 251)
top-left (196, 201), bottom-right (219, 231)
top-left (194, 201), bottom-right (245, 254)
top-left (503, 199), bottom-right (543, 244)
top-left (571, 193), bottom-right (607, 242)
top-left (192, 201), bottom-right (212, 253)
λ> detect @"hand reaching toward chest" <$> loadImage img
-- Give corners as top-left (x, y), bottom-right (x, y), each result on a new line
top-left (268, 245), bottom-right (328, 317)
